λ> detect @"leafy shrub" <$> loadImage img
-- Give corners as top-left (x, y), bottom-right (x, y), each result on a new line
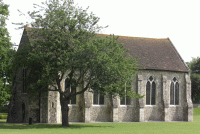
top-left (0, 115), bottom-right (7, 119)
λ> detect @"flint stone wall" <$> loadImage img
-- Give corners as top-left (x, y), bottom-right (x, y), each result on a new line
top-left (8, 69), bottom-right (192, 123)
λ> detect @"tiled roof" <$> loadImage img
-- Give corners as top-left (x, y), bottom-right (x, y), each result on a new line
top-left (21, 27), bottom-right (189, 72)
top-left (98, 34), bottom-right (189, 72)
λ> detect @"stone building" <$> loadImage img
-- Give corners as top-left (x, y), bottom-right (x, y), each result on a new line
top-left (7, 27), bottom-right (193, 123)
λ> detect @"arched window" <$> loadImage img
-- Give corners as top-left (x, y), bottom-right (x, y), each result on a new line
top-left (170, 77), bottom-right (179, 105)
top-left (146, 76), bottom-right (156, 105)
top-left (65, 78), bottom-right (76, 105)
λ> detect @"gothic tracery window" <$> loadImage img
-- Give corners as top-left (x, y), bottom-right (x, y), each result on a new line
top-left (170, 77), bottom-right (179, 105)
top-left (146, 76), bottom-right (156, 105)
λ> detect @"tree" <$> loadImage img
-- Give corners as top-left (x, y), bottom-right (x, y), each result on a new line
top-left (187, 57), bottom-right (200, 103)
top-left (14, 0), bottom-right (141, 126)
top-left (0, 0), bottom-right (15, 106)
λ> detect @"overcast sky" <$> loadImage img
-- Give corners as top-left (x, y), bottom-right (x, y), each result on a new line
top-left (5, 0), bottom-right (200, 62)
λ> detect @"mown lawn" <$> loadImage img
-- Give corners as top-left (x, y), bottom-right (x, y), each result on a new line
top-left (0, 108), bottom-right (200, 134)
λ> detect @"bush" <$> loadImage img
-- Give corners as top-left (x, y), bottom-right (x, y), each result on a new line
top-left (0, 115), bottom-right (7, 119)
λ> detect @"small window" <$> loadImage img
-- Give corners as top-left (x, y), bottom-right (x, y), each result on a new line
top-left (93, 90), bottom-right (104, 105)
top-left (146, 76), bottom-right (156, 105)
top-left (65, 78), bottom-right (76, 105)
top-left (170, 77), bottom-right (179, 105)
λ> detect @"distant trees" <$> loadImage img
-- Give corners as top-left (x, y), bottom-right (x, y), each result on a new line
top-left (0, 0), bottom-right (15, 106)
top-left (187, 57), bottom-right (200, 103)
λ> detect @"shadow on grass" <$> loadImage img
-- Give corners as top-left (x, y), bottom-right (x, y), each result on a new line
top-left (0, 123), bottom-right (113, 129)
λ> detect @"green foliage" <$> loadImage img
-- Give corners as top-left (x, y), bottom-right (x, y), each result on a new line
top-left (0, 114), bottom-right (7, 119)
top-left (15, 0), bottom-right (141, 126)
top-left (187, 57), bottom-right (200, 103)
top-left (191, 73), bottom-right (200, 103)
top-left (16, 0), bottom-right (141, 100)
top-left (0, 0), bottom-right (15, 106)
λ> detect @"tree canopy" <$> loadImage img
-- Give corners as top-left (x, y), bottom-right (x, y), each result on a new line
top-left (187, 57), bottom-right (200, 103)
top-left (0, 0), bottom-right (15, 106)
top-left (13, 0), bottom-right (141, 126)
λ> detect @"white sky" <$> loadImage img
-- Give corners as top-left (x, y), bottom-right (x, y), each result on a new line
top-left (5, 0), bottom-right (200, 62)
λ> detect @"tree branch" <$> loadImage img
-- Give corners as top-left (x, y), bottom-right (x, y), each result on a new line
top-left (74, 71), bottom-right (93, 96)
top-left (48, 89), bottom-right (59, 92)
top-left (75, 80), bottom-right (90, 96)
top-left (74, 69), bottom-right (87, 88)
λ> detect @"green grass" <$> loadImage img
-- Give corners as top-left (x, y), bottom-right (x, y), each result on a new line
top-left (0, 119), bottom-right (6, 123)
top-left (1, 120), bottom-right (200, 134)
top-left (193, 108), bottom-right (200, 116)
top-left (0, 108), bottom-right (199, 134)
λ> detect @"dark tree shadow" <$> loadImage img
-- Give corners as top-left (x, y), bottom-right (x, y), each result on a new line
top-left (0, 123), bottom-right (113, 129)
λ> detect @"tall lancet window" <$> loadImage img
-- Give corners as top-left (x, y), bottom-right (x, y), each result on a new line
top-left (170, 77), bottom-right (179, 105)
top-left (146, 76), bottom-right (156, 105)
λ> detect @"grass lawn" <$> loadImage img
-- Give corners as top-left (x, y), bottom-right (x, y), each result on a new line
top-left (0, 108), bottom-right (200, 134)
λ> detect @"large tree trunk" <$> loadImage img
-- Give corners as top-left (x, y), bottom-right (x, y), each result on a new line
top-left (61, 98), bottom-right (69, 127)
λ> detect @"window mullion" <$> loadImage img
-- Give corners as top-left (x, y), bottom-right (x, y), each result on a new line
top-left (150, 82), bottom-right (152, 105)
top-left (98, 93), bottom-right (100, 105)
top-left (125, 95), bottom-right (126, 105)
top-left (125, 82), bottom-right (126, 105)
top-left (174, 82), bottom-right (176, 105)
top-left (70, 85), bottom-right (71, 104)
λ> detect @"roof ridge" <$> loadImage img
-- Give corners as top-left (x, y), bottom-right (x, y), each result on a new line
top-left (97, 33), bottom-right (168, 40)
top-left (25, 27), bottom-right (167, 40)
